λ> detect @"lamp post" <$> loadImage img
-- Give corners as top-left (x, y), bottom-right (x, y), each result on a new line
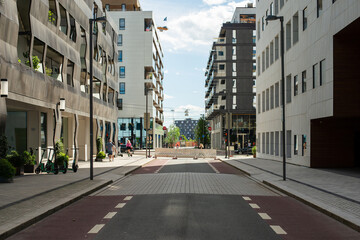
top-left (89, 15), bottom-right (107, 180)
top-left (266, 15), bottom-right (286, 181)
top-left (1, 79), bottom-right (8, 97)
top-left (145, 84), bottom-right (152, 158)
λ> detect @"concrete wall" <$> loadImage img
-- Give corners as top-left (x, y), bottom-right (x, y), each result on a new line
top-left (155, 148), bottom-right (217, 159)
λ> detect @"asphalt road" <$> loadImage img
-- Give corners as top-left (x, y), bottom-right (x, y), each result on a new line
top-left (9, 158), bottom-right (360, 240)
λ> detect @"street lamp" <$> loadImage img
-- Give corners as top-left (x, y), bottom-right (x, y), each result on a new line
top-left (89, 15), bottom-right (107, 180)
top-left (145, 83), bottom-right (153, 158)
top-left (1, 79), bottom-right (8, 97)
top-left (266, 15), bottom-right (286, 181)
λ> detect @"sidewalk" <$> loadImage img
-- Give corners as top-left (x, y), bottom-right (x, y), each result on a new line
top-left (220, 156), bottom-right (360, 232)
top-left (0, 155), bottom-right (153, 239)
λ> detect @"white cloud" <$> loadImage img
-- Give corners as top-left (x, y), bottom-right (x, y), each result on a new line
top-left (175, 72), bottom-right (180, 75)
top-left (164, 94), bottom-right (174, 100)
top-left (159, 1), bottom-right (252, 53)
top-left (203, 0), bottom-right (228, 5)
top-left (164, 69), bottom-right (169, 74)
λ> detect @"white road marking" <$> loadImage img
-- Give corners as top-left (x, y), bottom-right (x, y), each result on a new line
top-left (115, 203), bottom-right (126, 208)
top-left (270, 225), bottom-right (287, 235)
top-left (155, 160), bottom-right (168, 173)
top-left (207, 161), bottom-right (220, 173)
top-left (258, 213), bottom-right (271, 220)
top-left (104, 212), bottom-right (117, 219)
top-left (88, 224), bottom-right (105, 234)
top-left (243, 197), bottom-right (251, 201)
top-left (124, 196), bottom-right (133, 201)
top-left (249, 203), bottom-right (260, 209)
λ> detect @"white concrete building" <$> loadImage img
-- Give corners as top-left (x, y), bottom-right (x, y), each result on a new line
top-left (103, 0), bottom-right (165, 149)
top-left (256, 0), bottom-right (360, 167)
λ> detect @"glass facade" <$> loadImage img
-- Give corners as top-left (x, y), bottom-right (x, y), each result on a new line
top-left (223, 114), bottom-right (256, 149)
top-left (118, 118), bottom-right (153, 149)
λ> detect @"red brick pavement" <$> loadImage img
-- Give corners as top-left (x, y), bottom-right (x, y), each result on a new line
top-left (132, 158), bottom-right (168, 174)
top-left (208, 160), bottom-right (245, 174)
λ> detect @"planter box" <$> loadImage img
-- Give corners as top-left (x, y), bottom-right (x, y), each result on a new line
top-left (95, 158), bottom-right (103, 162)
top-left (24, 165), bottom-right (35, 173)
top-left (0, 176), bottom-right (14, 183)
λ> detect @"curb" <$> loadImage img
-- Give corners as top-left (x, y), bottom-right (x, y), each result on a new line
top-left (218, 159), bottom-right (251, 176)
top-left (0, 180), bottom-right (113, 240)
top-left (263, 180), bottom-right (360, 233)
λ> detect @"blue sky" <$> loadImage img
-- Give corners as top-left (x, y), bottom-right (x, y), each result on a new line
top-left (141, 0), bottom-right (255, 127)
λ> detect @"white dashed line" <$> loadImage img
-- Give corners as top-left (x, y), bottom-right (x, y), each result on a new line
top-left (258, 213), bottom-right (271, 220)
top-left (115, 203), bottom-right (126, 208)
top-left (270, 225), bottom-right (287, 235)
top-left (104, 212), bottom-right (117, 219)
top-left (207, 161), bottom-right (220, 173)
top-left (124, 196), bottom-right (133, 201)
top-left (243, 197), bottom-right (251, 201)
top-left (249, 203), bottom-right (260, 209)
top-left (88, 224), bottom-right (105, 234)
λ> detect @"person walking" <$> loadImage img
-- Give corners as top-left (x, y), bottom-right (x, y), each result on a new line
top-left (111, 142), bottom-right (117, 160)
top-left (126, 140), bottom-right (132, 157)
top-left (106, 139), bottom-right (114, 162)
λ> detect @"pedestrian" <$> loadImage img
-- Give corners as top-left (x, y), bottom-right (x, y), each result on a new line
top-left (126, 140), bottom-right (132, 157)
top-left (112, 142), bottom-right (117, 160)
top-left (199, 143), bottom-right (204, 149)
top-left (106, 139), bottom-right (114, 161)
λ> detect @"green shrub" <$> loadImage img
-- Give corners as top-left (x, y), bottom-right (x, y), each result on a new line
top-left (7, 151), bottom-right (25, 168)
top-left (252, 146), bottom-right (257, 155)
top-left (55, 139), bottom-right (65, 155)
top-left (0, 135), bottom-right (9, 159)
top-left (0, 159), bottom-right (15, 179)
top-left (56, 152), bottom-right (69, 166)
top-left (96, 151), bottom-right (106, 159)
top-left (96, 137), bottom-right (103, 153)
top-left (23, 151), bottom-right (36, 165)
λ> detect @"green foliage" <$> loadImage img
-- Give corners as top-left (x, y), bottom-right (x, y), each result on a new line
top-left (55, 139), bottom-right (65, 156)
top-left (7, 151), bottom-right (25, 168)
top-left (252, 146), bottom-right (257, 155)
top-left (0, 135), bottom-right (9, 159)
top-left (165, 125), bottom-right (180, 147)
top-left (181, 135), bottom-right (188, 142)
top-left (0, 159), bottom-right (15, 179)
top-left (45, 66), bottom-right (52, 76)
top-left (96, 151), bottom-right (106, 159)
top-left (56, 152), bottom-right (69, 166)
top-left (22, 52), bottom-right (41, 71)
top-left (23, 151), bottom-right (36, 165)
top-left (48, 10), bottom-right (56, 25)
top-left (194, 117), bottom-right (210, 146)
top-left (96, 137), bottom-right (103, 153)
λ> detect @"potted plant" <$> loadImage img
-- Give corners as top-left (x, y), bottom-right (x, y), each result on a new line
top-left (23, 150), bottom-right (36, 173)
top-left (95, 137), bottom-right (104, 162)
top-left (252, 146), bottom-right (257, 158)
top-left (0, 158), bottom-right (15, 183)
top-left (0, 135), bottom-right (9, 160)
top-left (7, 150), bottom-right (25, 176)
top-left (55, 139), bottom-right (69, 172)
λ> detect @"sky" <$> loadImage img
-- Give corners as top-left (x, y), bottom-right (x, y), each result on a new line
top-left (141, 0), bottom-right (255, 127)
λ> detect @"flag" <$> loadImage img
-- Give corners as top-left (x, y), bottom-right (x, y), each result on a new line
top-left (163, 17), bottom-right (167, 21)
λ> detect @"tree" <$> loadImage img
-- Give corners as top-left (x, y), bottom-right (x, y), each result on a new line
top-left (194, 116), bottom-right (210, 148)
top-left (165, 125), bottom-right (180, 147)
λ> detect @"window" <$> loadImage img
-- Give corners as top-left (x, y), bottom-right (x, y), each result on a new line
top-left (313, 63), bottom-right (319, 88)
top-left (275, 82), bottom-right (280, 108)
top-left (117, 34), bottom-right (123, 46)
top-left (266, 10), bottom-right (269, 26)
top-left (275, 35), bottom-right (279, 60)
top-left (317, 0), bottom-right (323, 18)
top-left (218, 51), bottom-right (224, 56)
top-left (262, 91), bottom-right (265, 112)
top-left (320, 59), bottom-right (325, 86)
top-left (257, 56), bottom-right (261, 76)
top-left (275, 131), bottom-right (279, 156)
top-left (262, 133), bottom-right (265, 154)
top-left (303, 7), bottom-right (308, 30)
top-left (270, 2), bottom-right (274, 15)
top-left (119, 66), bottom-right (125, 78)
top-left (69, 15), bottom-right (76, 42)
top-left (293, 13), bottom-right (299, 44)
top-left (66, 60), bottom-right (74, 87)
top-left (294, 75), bottom-right (298, 96)
top-left (280, 0), bottom-right (284, 9)
top-left (59, 4), bottom-right (68, 35)
top-left (274, 0), bottom-right (279, 15)
top-left (119, 82), bottom-right (125, 94)
top-left (294, 135), bottom-right (298, 155)
top-left (286, 74), bottom-right (292, 103)
top-left (221, 79), bottom-right (225, 84)
top-left (266, 88), bottom-right (269, 111)
top-left (232, 62), bottom-right (236, 73)
top-left (286, 20), bottom-right (291, 51)
top-left (266, 46), bottom-right (269, 69)
top-left (219, 64), bottom-right (225, 70)
top-left (258, 94), bottom-right (261, 113)
top-left (270, 132), bottom-right (274, 155)
top-left (48, 0), bottom-right (58, 26)
top-left (262, 16), bottom-right (265, 31)
top-left (232, 30), bottom-right (236, 43)
top-left (302, 70), bottom-right (307, 93)
top-left (121, 4), bottom-right (126, 11)
top-left (302, 135), bottom-right (307, 156)
top-left (257, 21), bottom-right (261, 40)
top-left (119, 18), bottom-right (125, 30)
top-left (270, 41), bottom-right (274, 65)
top-left (105, 4), bottom-right (110, 11)
top-left (262, 51), bottom-right (265, 72)
top-left (287, 130), bottom-right (292, 158)
top-left (270, 85), bottom-right (274, 109)
top-left (118, 50), bottom-right (123, 62)
top-left (266, 132), bottom-right (269, 154)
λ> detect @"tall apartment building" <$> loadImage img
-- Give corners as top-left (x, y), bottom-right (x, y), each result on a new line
top-left (205, 4), bottom-right (256, 150)
top-left (175, 118), bottom-right (198, 140)
top-left (256, 0), bottom-right (360, 167)
top-left (102, 0), bottom-right (165, 149)
top-left (0, 0), bottom-right (119, 161)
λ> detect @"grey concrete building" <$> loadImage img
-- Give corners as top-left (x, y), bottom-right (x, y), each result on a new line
top-left (0, 0), bottom-right (119, 161)
top-left (175, 118), bottom-right (198, 141)
top-left (256, 0), bottom-right (360, 167)
top-left (205, 4), bottom-right (256, 150)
